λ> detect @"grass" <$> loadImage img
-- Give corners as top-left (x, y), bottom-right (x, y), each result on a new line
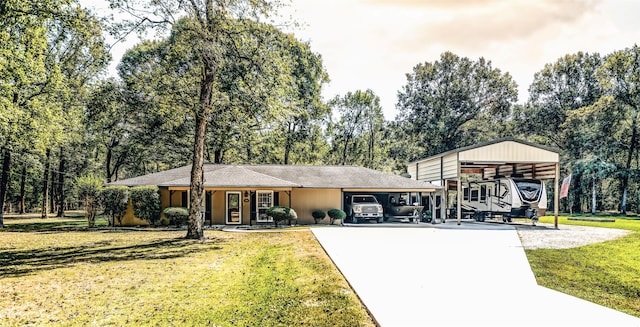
top-left (0, 217), bottom-right (374, 326)
top-left (527, 215), bottom-right (640, 317)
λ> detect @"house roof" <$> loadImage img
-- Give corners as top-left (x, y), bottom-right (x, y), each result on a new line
top-left (109, 164), bottom-right (440, 191)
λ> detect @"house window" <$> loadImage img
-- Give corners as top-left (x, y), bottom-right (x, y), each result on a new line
top-left (256, 191), bottom-right (274, 222)
top-left (480, 185), bottom-right (487, 203)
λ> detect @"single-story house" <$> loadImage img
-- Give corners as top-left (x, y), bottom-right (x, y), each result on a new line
top-left (109, 164), bottom-right (440, 225)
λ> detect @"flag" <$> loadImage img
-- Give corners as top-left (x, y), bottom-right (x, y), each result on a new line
top-left (560, 174), bottom-right (572, 199)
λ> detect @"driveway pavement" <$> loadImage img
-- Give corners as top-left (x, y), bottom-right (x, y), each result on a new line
top-left (312, 223), bottom-right (640, 327)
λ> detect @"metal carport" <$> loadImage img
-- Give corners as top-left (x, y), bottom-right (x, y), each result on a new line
top-left (407, 138), bottom-right (561, 227)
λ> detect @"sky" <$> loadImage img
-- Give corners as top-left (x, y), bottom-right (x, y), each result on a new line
top-left (90, 0), bottom-right (640, 119)
top-left (282, 0), bottom-right (640, 119)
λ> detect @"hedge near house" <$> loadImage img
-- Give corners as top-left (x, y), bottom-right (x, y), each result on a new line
top-left (163, 207), bottom-right (189, 227)
top-left (266, 206), bottom-right (297, 227)
top-left (312, 210), bottom-right (326, 224)
top-left (131, 186), bottom-right (161, 225)
top-left (102, 186), bottom-right (129, 226)
top-left (327, 209), bottom-right (346, 225)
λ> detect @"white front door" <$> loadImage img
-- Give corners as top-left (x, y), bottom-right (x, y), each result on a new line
top-left (256, 190), bottom-right (274, 222)
top-left (226, 192), bottom-right (241, 224)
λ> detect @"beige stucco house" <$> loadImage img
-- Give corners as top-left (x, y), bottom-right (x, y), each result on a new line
top-left (109, 164), bottom-right (440, 226)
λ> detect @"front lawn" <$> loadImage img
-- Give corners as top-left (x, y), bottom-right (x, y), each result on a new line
top-left (0, 218), bottom-right (374, 326)
top-left (527, 216), bottom-right (640, 317)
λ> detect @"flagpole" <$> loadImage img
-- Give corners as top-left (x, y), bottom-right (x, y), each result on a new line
top-left (555, 163), bottom-right (560, 228)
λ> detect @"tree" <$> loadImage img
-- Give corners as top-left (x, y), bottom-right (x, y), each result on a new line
top-left (598, 45), bottom-right (640, 214)
top-left (329, 89), bottom-right (385, 168)
top-left (396, 52), bottom-right (517, 160)
top-left (108, 1), bottom-right (292, 239)
top-left (0, 0), bottom-right (109, 225)
top-left (522, 52), bottom-right (604, 213)
top-left (101, 186), bottom-right (129, 226)
top-left (75, 174), bottom-right (103, 228)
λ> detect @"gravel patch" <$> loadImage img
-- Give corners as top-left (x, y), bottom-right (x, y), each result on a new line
top-left (516, 223), bottom-right (633, 249)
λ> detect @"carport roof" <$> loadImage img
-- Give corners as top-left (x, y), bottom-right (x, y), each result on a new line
top-left (408, 137), bottom-right (561, 181)
top-left (109, 164), bottom-right (440, 191)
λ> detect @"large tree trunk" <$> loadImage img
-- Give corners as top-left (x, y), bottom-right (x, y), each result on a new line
top-left (187, 58), bottom-right (215, 240)
top-left (105, 145), bottom-right (113, 183)
top-left (56, 149), bottom-right (65, 217)
top-left (41, 148), bottom-right (51, 219)
top-left (620, 113), bottom-right (637, 214)
top-left (591, 178), bottom-right (597, 215)
top-left (19, 162), bottom-right (26, 214)
top-left (0, 147), bottom-right (10, 228)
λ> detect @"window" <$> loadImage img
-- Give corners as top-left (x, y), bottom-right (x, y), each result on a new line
top-left (256, 191), bottom-right (274, 222)
top-left (470, 188), bottom-right (479, 202)
top-left (480, 185), bottom-right (487, 202)
top-left (463, 186), bottom-right (470, 201)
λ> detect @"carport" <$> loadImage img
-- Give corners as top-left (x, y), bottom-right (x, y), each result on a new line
top-left (407, 138), bottom-right (561, 227)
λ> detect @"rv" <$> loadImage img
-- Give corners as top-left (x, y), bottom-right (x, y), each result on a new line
top-left (454, 177), bottom-right (547, 224)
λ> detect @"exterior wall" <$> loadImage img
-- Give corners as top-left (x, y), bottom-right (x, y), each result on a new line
top-left (442, 154), bottom-right (458, 180)
top-left (416, 158), bottom-right (442, 182)
top-left (211, 191), bottom-right (226, 224)
top-left (118, 201), bottom-right (151, 226)
top-left (134, 186), bottom-right (340, 225)
top-left (290, 188), bottom-right (342, 224)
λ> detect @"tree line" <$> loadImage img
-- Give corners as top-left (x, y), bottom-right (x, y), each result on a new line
top-left (1, 0), bottom-right (639, 235)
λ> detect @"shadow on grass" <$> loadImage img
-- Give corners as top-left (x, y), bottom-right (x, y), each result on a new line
top-left (0, 234), bottom-right (224, 277)
top-left (2, 216), bottom-right (109, 232)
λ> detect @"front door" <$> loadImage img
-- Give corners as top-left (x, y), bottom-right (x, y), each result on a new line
top-left (226, 192), bottom-right (241, 224)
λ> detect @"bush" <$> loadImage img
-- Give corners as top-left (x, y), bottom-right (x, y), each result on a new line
top-left (311, 210), bottom-right (326, 224)
top-left (158, 215), bottom-right (170, 226)
top-left (101, 186), bottom-right (129, 226)
top-left (266, 206), bottom-right (297, 227)
top-left (163, 207), bottom-right (189, 227)
top-left (131, 186), bottom-right (161, 225)
top-left (327, 209), bottom-right (346, 225)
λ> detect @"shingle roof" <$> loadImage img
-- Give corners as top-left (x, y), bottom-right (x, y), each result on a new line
top-left (109, 164), bottom-right (440, 190)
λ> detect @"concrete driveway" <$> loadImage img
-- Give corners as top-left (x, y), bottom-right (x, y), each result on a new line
top-left (312, 223), bottom-right (640, 327)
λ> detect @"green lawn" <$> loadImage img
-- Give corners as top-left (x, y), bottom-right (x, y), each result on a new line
top-left (0, 217), bottom-right (374, 326)
top-left (527, 215), bottom-right (640, 317)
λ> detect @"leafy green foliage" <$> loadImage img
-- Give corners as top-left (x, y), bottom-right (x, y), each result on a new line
top-left (265, 206), bottom-right (298, 227)
top-left (327, 209), bottom-right (346, 225)
top-left (162, 207), bottom-right (189, 227)
top-left (311, 210), bottom-right (326, 223)
top-left (328, 89), bottom-right (386, 168)
top-left (131, 186), bottom-right (161, 225)
top-left (75, 174), bottom-right (103, 227)
top-left (101, 186), bottom-right (129, 226)
top-left (396, 52), bottom-right (517, 161)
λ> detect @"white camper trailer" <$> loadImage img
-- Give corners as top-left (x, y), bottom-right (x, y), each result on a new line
top-left (454, 178), bottom-right (547, 224)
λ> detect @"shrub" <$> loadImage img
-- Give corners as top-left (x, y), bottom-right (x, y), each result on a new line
top-left (266, 206), bottom-right (297, 227)
top-left (311, 210), bottom-right (326, 224)
top-left (158, 215), bottom-right (170, 226)
top-left (131, 186), bottom-right (161, 225)
top-left (101, 186), bottom-right (129, 226)
top-left (75, 174), bottom-right (103, 228)
top-left (327, 209), bottom-right (346, 225)
top-left (163, 207), bottom-right (189, 227)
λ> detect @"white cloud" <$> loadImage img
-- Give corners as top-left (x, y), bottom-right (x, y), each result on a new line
top-left (287, 0), bottom-right (640, 119)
